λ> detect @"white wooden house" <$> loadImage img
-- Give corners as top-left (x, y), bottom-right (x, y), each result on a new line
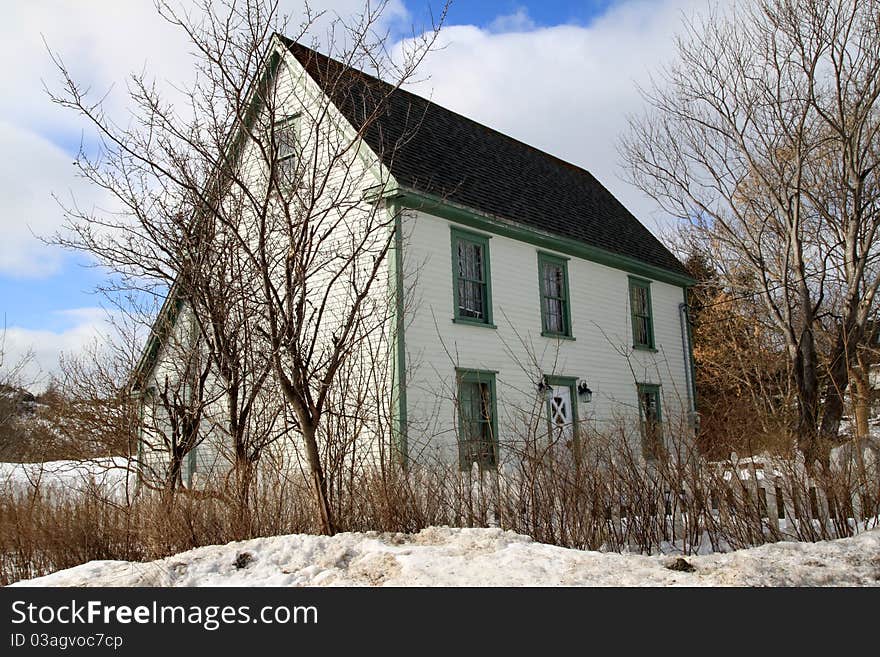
top-left (132, 37), bottom-right (697, 483)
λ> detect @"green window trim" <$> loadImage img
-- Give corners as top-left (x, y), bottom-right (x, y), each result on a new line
top-left (637, 383), bottom-right (664, 460)
top-left (537, 252), bottom-right (573, 338)
top-left (543, 375), bottom-right (580, 449)
top-left (451, 227), bottom-right (494, 327)
top-left (455, 368), bottom-right (499, 471)
top-left (186, 446), bottom-right (198, 488)
top-left (629, 276), bottom-right (656, 350)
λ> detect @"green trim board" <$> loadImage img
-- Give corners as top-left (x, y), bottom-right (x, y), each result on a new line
top-left (455, 368), bottom-right (499, 471)
top-left (450, 226), bottom-right (494, 326)
top-left (682, 288), bottom-right (698, 412)
top-left (537, 251), bottom-right (573, 338)
top-left (388, 200), bottom-right (408, 463)
top-left (130, 43), bottom-right (287, 393)
top-left (130, 292), bottom-right (187, 391)
top-left (628, 276), bottom-right (655, 351)
top-left (186, 445), bottom-right (198, 488)
top-left (385, 187), bottom-right (696, 288)
top-left (134, 388), bottom-right (147, 491)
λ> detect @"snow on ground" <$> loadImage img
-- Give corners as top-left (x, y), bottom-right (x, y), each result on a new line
top-left (0, 457), bottom-right (133, 499)
top-left (10, 526), bottom-right (880, 587)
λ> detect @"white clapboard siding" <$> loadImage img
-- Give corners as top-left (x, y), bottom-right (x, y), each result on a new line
top-left (400, 208), bottom-right (692, 465)
top-left (139, 44), bottom-right (395, 486)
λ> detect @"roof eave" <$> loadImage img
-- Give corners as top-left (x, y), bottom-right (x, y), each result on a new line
top-left (389, 186), bottom-right (696, 288)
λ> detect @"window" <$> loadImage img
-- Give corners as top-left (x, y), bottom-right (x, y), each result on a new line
top-left (272, 115), bottom-right (299, 188)
top-left (451, 228), bottom-right (493, 326)
top-left (757, 486), bottom-right (768, 518)
top-left (809, 487), bottom-right (820, 519)
top-left (637, 383), bottom-right (663, 460)
top-left (538, 253), bottom-right (572, 337)
top-left (775, 484), bottom-right (786, 519)
top-left (629, 277), bottom-right (655, 349)
top-left (456, 369), bottom-right (498, 470)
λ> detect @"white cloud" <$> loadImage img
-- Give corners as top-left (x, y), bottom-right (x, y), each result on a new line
top-left (2, 0), bottom-right (717, 372)
top-left (1, 0), bottom-right (409, 134)
top-left (488, 8), bottom-right (536, 34)
top-left (0, 0), bottom-right (706, 278)
top-left (0, 0), bottom-right (409, 278)
top-left (2, 308), bottom-right (113, 391)
top-left (402, 0), bottom-right (713, 234)
top-left (0, 122), bottom-right (104, 277)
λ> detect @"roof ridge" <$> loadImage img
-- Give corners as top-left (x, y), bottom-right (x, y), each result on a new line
top-left (279, 37), bottom-right (603, 185)
top-left (277, 35), bottom-right (690, 281)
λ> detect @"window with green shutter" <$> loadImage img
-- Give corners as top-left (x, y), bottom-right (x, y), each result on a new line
top-left (456, 369), bottom-right (498, 470)
top-left (538, 252), bottom-right (572, 337)
top-left (451, 228), bottom-right (494, 326)
top-left (629, 277), bottom-right (655, 349)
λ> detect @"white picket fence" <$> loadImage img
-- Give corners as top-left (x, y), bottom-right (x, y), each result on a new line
top-left (704, 459), bottom-right (877, 535)
top-left (453, 457), bottom-right (879, 552)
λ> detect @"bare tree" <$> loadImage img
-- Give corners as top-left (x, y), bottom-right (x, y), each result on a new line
top-left (0, 326), bottom-right (37, 459)
top-left (49, 339), bottom-right (140, 459)
top-left (621, 0), bottom-right (880, 467)
top-left (46, 0), bottom-right (447, 533)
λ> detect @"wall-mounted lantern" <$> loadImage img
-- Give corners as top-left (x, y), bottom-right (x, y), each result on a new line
top-left (536, 375), bottom-right (553, 402)
top-left (577, 380), bottom-right (593, 403)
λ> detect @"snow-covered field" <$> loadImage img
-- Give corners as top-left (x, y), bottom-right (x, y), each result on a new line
top-left (10, 526), bottom-right (880, 587)
top-left (0, 457), bottom-right (133, 499)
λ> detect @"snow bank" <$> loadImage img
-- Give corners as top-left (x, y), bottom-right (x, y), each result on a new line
top-left (10, 526), bottom-right (880, 587)
top-left (0, 457), bottom-right (134, 500)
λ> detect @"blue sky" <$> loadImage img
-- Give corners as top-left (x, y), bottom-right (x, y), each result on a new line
top-left (423, 1), bottom-right (615, 27)
top-left (0, 0), bottom-right (700, 384)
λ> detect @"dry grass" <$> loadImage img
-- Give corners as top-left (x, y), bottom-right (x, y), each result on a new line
top-left (2, 429), bottom-right (877, 585)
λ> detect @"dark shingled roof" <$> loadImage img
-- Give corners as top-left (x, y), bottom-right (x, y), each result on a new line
top-left (281, 38), bottom-right (690, 280)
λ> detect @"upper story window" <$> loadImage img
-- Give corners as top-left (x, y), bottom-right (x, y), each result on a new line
top-left (451, 227), bottom-right (494, 326)
top-left (629, 276), bottom-right (655, 350)
top-left (272, 114), bottom-right (299, 188)
top-left (538, 252), bottom-right (572, 337)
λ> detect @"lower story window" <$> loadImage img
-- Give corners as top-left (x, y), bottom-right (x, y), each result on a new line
top-left (457, 369), bottom-right (498, 470)
top-left (637, 383), bottom-right (664, 460)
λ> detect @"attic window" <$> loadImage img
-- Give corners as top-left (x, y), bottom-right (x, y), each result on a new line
top-left (273, 114), bottom-right (299, 187)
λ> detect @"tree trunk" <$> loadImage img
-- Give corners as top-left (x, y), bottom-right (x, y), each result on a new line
top-left (819, 323), bottom-right (865, 465)
top-left (166, 449), bottom-right (184, 494)
top-left (233, 441), bottom-right (253, 536)
top-left (302, 421), bottom-right (335, 535)
top-left (792, 332), bottom-right (821, 467)
top-left (226, 386), bottom-right (253, 534)
top-left (852, 363), bottom-right (871, 440)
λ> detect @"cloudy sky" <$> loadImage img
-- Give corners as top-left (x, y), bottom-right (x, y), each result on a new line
top-left (0, 0), bottom-right (706, 386)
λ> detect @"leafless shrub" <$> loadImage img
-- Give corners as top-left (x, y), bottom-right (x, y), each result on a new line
top-left (3, 412), bottom-right (877, 585)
